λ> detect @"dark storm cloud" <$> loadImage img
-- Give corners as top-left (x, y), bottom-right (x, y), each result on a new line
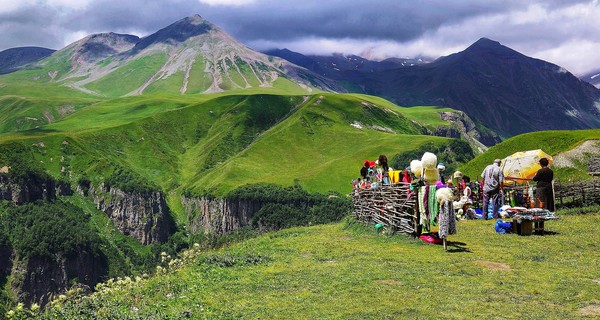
top-left (0, 0), bottom-right (598, 74)
top-left (208, 1), bottom-right (506, 42)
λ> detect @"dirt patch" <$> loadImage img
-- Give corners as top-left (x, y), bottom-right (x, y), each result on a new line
top-left (580, 304), bottom-right (600, 316)
top-left (474, 260), bottom-right (511, 271)
top-left (58, 104), bottom-right (75, 117)
top-left (553, 140), bottom-right (600, 168)
top-left (376, 279), bottom-right (402, 285)
top-left (593, 278), bottom-right (600, 285)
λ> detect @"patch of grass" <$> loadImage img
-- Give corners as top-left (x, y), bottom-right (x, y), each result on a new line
top-left (33, 213), bottom-right (600, 319)
top-left (85, 53), bottom-right (168, 97)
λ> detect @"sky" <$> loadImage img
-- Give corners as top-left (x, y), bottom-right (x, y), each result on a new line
top-left (1, 0), bottom-right (599, 76)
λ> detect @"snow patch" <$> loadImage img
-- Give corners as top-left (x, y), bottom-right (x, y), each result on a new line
top-left (370, 125), bottom-right (396, 134)
top-left (351, 121), bottom-right (363, 129)
top-left (565, 109), bottom-right (580, 118)
top-left (591, 73), bottom-right (600, 79)
top-left (557, 67), bottom-right (568, 74)
top-left (595, 100), bottom-right (600, 113)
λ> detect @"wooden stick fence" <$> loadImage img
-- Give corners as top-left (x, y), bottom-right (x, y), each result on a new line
top-left (554, 179), bottom-right (600, 207)
top-left (352, 182), bottom-right (419, 236)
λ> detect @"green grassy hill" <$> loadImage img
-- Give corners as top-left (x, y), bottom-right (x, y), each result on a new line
top-left (0, 89), bottom-right (475, 314)
top-left (459, 129), bottom-right (600, 181)
top-left (1, 78), bottom-right (598, 316)
top-left (19, 214), bottom-right (600, 319)
top-left (1, 92), bottom-right (465, 195)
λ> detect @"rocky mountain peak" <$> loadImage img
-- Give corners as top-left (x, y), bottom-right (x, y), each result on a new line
top-left (68, 32), bottom-right (139, 64)
top-left (130, 14), bottom-right (216, 53)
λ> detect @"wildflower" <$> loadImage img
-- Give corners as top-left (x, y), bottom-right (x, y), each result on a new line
top-left (6, 310), bottom-right (15, 318)
top-left (30, 303), bottom-right (40, 312)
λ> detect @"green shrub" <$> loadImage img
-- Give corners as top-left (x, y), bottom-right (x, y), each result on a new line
top-left (228, 184), bottom-right (352, 231)
top-left (0, 200), bottom-right (102, 259)
top-left (0, 142), bottom-right (51, 186)
top-left (104, 167), bottom-right (158, 193)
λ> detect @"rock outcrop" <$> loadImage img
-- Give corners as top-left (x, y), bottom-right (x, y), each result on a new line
top-left (11, 253), bottom-right (106, 307)
top-left (434, 111), bottom-right (499, 153)
top-left (88, 184), bottom-right (172, 245)
top-left (0, 174), bottom-right (72, 204)
top-left (182, 196), bottom-right (262, 235)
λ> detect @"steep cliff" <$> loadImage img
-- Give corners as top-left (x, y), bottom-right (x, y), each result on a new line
top-left (0, 173), bottom-right (72, 204)
top-left (182, 196), bottom-right (262, 235)
top-left (10, 252), bottom-right (106, 307)
top-left (436, 111), bottom-right (498, 152)
top-left (89, 184), bottom-right (173, 245)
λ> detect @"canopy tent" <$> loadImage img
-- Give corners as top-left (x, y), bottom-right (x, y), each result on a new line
top-left (501, 149), bottom-right (553, 184)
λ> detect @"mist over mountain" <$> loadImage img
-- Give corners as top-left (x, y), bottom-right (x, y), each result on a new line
top-left (0, 47), bottom-right (55, 74)
top-left (581, 68), bottom-right (600, 89)
top-left (264, 48), bottom-right (429, 79)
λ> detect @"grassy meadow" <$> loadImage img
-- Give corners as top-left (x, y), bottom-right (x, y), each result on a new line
top-left (24, 211), bottom-right (600, 319)
top-left (460, 129), bottom-right (600, 181)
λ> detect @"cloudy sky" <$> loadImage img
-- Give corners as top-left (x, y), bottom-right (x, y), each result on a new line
top-left (1, 0), bottom-right (599, 75)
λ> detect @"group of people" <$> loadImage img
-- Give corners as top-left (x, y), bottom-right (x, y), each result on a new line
top-left (356, 154), bottom-right (412, 189)
top-left (480, 157), bottom-right (554, 220)
top-left (354, 154), bottom-right (556, 219)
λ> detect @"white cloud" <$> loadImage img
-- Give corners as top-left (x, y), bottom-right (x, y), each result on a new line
top-left (198, 0), bottom-right (255, 6)
top-left (62, 30), bottom-right (89, 46)
top-left (532, 39), bottom-right (600, 76)
top-left (0, 0), bottom-right (91, 12)
top-left (0, 0), bottom-right (35, 14)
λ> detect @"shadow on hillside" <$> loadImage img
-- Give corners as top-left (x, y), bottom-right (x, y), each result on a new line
top-left (445, 241), bottom-right (471, 253)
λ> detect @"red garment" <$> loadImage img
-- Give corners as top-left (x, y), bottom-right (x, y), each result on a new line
top-left (402, 169), bottom-right (412, 183)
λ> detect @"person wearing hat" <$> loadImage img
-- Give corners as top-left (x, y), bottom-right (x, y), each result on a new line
top-left (480, 159), bottom-right (504, 220)
top-left (437, 163), bottom-right (446, 184)
top-left (360, 160), bottom-right (371, 180)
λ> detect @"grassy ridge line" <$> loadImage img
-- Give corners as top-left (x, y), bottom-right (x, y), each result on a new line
top-left (459, 129), bottom-right (600, 181)
top-left (3, 92), bottom-right (458, 195)
top-left (187, 93), bottom-right (454, 195)
top-left (36, 214), bottom-right (600, 319)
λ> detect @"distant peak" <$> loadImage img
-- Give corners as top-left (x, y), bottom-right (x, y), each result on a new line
top-left (184, 14), bottom-right (205, 24)
top-left (463, 37), bottom-right (517, 55)
top-left (470, 37), bottom-right (503, 48)
top-left (130, 15), bottom-right (216, 53)
top-left (475, 37), bottom-right (499, 44)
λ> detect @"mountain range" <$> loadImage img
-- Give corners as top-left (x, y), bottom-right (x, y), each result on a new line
top-left (267, 39), bottom-right (600, 139)
top-left (3, 17), bottom-right (599, 142)
top-left (0, 15), bottom-right (600, 141)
